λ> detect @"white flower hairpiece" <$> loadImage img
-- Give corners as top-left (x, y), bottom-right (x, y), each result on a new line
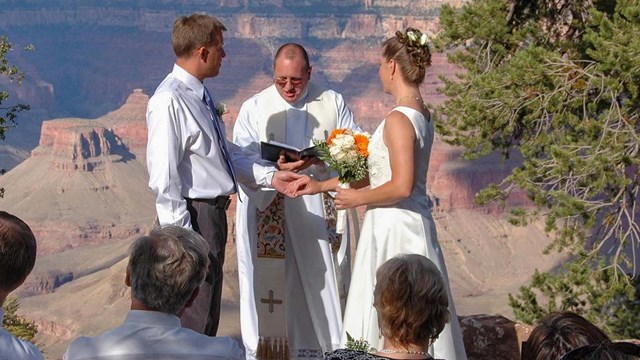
top-left (404, 30), bottom-right (429, 48)
top-left (420, 33), bottom-right (428, 46)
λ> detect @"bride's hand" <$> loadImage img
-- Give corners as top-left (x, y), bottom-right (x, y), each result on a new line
top-left (335, 186), bottom-right (362, 209)
top-left (285, 175), bottom-right (322, 196)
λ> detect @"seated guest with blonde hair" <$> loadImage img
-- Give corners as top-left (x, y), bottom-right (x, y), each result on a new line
top-left (0, 211), bottom-right (44, 360)
top-left (325, 254), bottom-right (449, 359)
top-left (64, 226), bottom-right (243, 360)
top-left (523, 311), bottom-right (610, 360)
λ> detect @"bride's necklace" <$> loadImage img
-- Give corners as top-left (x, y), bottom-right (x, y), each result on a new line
top-left (378, 348), bottom-right (431, 357)
top-left (396, 95), bottom-right (422, 104)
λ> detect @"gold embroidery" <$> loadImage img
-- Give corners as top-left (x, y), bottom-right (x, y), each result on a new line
top-left (257, 193), bottom-right (286, 259)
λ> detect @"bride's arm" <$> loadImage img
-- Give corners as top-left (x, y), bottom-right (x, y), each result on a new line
top-left (335, 111), bottom-right (415, 208)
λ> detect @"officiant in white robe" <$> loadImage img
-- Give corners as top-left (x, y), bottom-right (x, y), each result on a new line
top-left (233, 43), bottom-right (360, 359)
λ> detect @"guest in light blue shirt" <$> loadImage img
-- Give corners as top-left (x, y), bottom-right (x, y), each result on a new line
top-left (63, 226), bottom-right (244, 360)
top-left (0, 211), bottom-right (44, 360)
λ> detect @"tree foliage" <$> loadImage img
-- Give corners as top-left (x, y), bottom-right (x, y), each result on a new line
top-left (2, 296), bottom-right (39, 342)
top-left (0, 35), bottom-right (31, 141)
top-left (0, 35), bottom-right (32, 197)
top-left (509, 253), bottom-right (640, 338)
top-left (435, 0), bottom-right (640, 336)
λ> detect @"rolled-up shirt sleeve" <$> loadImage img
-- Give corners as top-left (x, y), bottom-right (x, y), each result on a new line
top-left (228, 140), bottom-right (276, 191)
top-left (146, 92), bottom-right (192, 228)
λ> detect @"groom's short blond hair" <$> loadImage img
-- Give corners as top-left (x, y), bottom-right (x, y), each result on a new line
top-left (172, 13), bottom-right (226, 58)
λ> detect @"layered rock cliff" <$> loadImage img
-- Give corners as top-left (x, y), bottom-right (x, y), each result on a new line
top-left (32, 89), bottom-right (148, 172)
top-left (0, 90), bottom-right (155, 258)
top-left (0, 0), bottom-right (469, 171)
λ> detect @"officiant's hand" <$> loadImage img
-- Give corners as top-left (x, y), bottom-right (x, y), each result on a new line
top-left (272, 171), bottom-right (304, 197)
top-left (276, 153), bottom-right (318, 172)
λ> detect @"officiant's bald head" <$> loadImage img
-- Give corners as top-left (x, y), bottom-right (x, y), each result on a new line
top-left (273, 43), bottom-right (312, 104)
top-left (274, 43), bottom-right (310, 70)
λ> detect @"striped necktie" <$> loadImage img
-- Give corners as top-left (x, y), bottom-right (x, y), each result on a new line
top-left (203, 87), bottom-right (239, 194)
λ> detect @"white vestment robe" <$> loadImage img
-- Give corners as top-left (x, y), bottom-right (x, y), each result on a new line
top-left (234, 84), bottom-right (359, 359)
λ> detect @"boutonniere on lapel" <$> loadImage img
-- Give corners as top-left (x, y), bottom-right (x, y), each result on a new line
top-left (215, 102), bottom-right (228, 117)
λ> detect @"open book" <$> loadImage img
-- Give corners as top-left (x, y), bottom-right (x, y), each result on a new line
top-left (260, 140), bottom-right (318, 162)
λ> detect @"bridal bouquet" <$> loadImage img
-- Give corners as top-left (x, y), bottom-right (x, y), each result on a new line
top-left (314, 128), bottom-right (370, 234)
top-left (313, 128), bottom-right (370, 183)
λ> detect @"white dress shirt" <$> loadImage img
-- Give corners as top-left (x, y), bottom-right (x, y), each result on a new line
top-left (63, 310), bottom-right (244, 360)
top-left (0, 309), bottom-right (44, 360)
top-left (146, 64), bottom-right (275, 228)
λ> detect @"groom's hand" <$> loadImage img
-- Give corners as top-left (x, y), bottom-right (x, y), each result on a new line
top-left (271, 171), bottom-right (304, 197)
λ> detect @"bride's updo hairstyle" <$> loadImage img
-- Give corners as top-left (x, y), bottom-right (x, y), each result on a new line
top-left (382, 27), bottom-right (432, 85)
top-left (373, 254), bottom-right (450, 349)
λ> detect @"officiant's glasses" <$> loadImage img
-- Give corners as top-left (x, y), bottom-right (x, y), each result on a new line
top-left (275, 76), bottom-right (305, 87)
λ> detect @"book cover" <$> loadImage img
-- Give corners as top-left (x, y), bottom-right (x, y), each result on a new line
top-left (260, 141), bottom-right (318, 162)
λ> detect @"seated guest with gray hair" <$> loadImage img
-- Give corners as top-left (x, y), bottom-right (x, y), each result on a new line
top-left (0, 211), bottom-right (44, 360)
top-left (64, 226), bottom-right (243, 360)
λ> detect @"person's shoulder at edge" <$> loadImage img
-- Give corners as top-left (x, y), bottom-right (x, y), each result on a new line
top-left (246, 83), bottom-right (277, 103)
top-left (62, 335), bottom-right (94, 360)
top-left (178, 332), bottom-right (244, 359)
top-left (209, 336), bottom-right (244, 359)
top-left (0, 331), bottom-right (45, 360)
top-left (149, 76), bottom-right (185, 103)
top-left (325, 87), bottom-right (345, 98)
top-left (146, 79), bottom-right (195, 121)
top-left (63, 333), bottom-right (244, 360)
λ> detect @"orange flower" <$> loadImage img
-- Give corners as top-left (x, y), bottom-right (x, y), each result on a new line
top-left (354, 134), bottom-right (369, 157)
top-left (327, 128), bottom-right (348, 146)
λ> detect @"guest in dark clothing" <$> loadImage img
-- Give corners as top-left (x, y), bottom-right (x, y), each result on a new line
top-left (523, 311), bottom-right (610, 360)
top-left (325, 254), bottom-right (449, 360)
top-left (560, 341), bottom-right (640, 360)
top-left (0, 211), bottom-right (43, 360)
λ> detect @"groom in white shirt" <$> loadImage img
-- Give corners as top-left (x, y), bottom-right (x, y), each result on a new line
top-left (146, 14), bottom-right (300, 336)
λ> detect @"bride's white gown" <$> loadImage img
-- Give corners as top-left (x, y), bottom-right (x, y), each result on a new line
top-left (341, 106), bottom-right (467, 360)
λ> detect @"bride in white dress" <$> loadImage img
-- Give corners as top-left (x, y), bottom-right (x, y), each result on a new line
top-left (290, 28), bottom-right (467, 360)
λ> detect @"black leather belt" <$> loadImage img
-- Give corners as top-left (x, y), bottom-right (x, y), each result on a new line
top-left (186, 196), bottom-right (231, 210)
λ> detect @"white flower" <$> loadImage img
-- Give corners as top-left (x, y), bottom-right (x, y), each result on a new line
top-left (420, 33), bottom-right (428, 46)
top-left (215, 102), bottom-right (228, 116)
top-left (407, 31), bottom-right (417, 42)
top-left (333, 133), bottom-right (355, 149)
top-left (329, 145), bottom-right (348, 160)
top-left (329, 134), bottom-right (356, 161)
